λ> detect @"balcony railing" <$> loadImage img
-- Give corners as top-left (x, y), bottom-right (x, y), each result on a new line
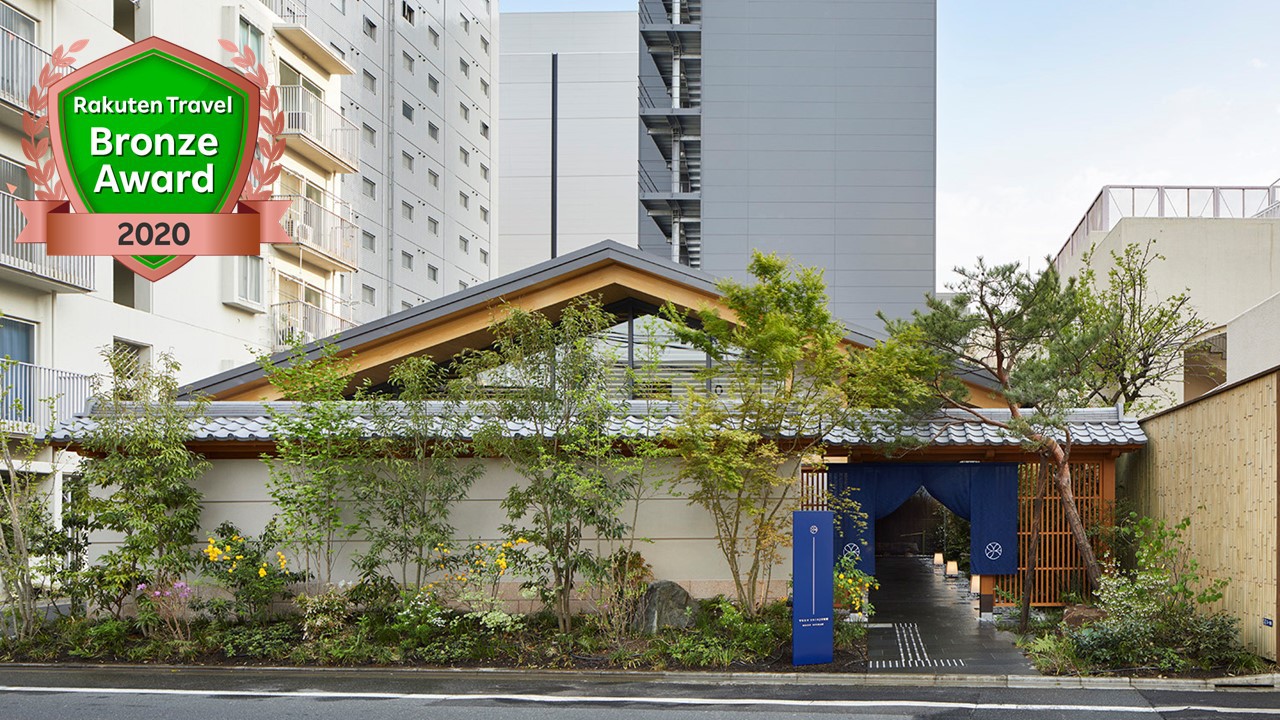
top-left (1, 191), bottom-right (94, 291)
top-left (1, 361), bottom-right (92, 433)
top-left (258, 0), bottom-right (307, 23)
top-left (279, 85), bottom-right (359, 172)
top-left (0, 29), bottom-right (50, 111)
top-left (278, 194), bottom-right (358, 269)
top-left (1058, 184), bottom-right (1280, 266)
top-left (269, 300), bottom-right (356, 350)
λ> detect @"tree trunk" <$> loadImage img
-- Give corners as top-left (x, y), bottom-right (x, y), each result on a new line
top-left (1018, 457), bottom-right (1050, 633)
top-left (1049, 445), bottom-right (1103, 590)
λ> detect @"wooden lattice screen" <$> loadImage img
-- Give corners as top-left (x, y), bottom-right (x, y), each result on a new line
top-left (799, 461), bottom-right (1110, 606)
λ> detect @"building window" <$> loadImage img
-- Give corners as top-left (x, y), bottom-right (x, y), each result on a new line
top-left (481, 78), bottom-right (489, 97)
top-left (401, 1), bottom-right (415, 24)
top-left (460, 13), bottom-right (470, 33)
top-left (226, 255), bottom-right (264, 309)
top-left (428, 169), bottom-right (439, 187)
top-left (480, 122), bottom-right (489, 139)
top-left (401, 301), bottom-right (413, 311)
top-left (401, 102), bottom-right (414, 121)
top-left (480, 206), bottom-right (489, 223)
top-left (479, 248), bottom-right (489, 265)
top-left (237, 18), bottom-right (263, 65)
top-left (429, 27), bottom-right (440, 48)
top-left (362, 178), bottom-right (376, 199)
top-left (428, 217), bottom-right (439, 234)
top-left (113, 259), bottom-right (151, 311)
top-left (402, 51), bottom-right (414, 73)
top-left (401, 251), bottom-right (414, 269)
top-left (329, 42), bottom-right (346, 60)
top-left (362, 70), bottom-right (376, 92)
top-left (480, 163), bottom-right (489, 181)
top-left (402, 151), bottom-right (414, 171)
top-left (362, 284), bottom-right (376, 304)
top-left (459, 236), bottom-right (469, 252)
top-left (361, 123), bottom-right (376, 145)
top-left (362, 230), bottom-right (376, 251)
top-left (427, 264), bottom-right (438, 281)
top-left (459, 58), bottom-right (469, 77)
top-left (333, 0), bottom-right (346, 12)
top-left (481, 36), bottom-right (489, 54)
top-left (458, 192), bottom-right (469, 208)
top-left (362, 16), bottom-right (377, 40)
top-left (0, 317), bottom-right (35, 365)
top-left (459, 281), bottom-right (468, 291)
top-left (459, 147), bottom-right (470, 165)
top-left (428, 122), bottom-right (439, 140)
top-left (428, 74), bottom-right (439, 94)
top-left (401, 201), bottom-right (414, 221)
top-left (459, 103), bottom-right (469, 121)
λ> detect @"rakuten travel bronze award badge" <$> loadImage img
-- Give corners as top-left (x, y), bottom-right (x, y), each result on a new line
top-left (15, 37), bottom-right (290, 281)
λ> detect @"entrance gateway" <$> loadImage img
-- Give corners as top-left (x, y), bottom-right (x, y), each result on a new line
top-left (826, 463), bottom-right (1020, 579)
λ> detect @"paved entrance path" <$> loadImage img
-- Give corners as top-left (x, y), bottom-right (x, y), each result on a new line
top-left (864, 556), bottom-right (1037, 675)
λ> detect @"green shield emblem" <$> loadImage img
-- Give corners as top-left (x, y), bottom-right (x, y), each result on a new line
top-left (47, 38), bottom-right (260, 280)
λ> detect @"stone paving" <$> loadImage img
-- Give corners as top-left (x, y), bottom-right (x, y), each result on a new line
top-left (864, 556), bottom-right (1037, 675)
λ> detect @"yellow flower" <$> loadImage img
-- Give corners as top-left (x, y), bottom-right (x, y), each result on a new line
top-left (502, 542), bottom-right (513, 549)
top-left (258, 567), bottom-right (267, 578)
top-left (235, 555), bottom-right (244, 560)
top-left (516, 537), bottom-right (529, 545)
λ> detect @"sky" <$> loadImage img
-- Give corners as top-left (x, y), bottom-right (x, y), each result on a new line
top-left (501, 0), bottom-right (1280, 288)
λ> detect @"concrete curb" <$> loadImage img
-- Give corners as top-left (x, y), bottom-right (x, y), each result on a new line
top-left (4, 662), bottom-right (1277, 692)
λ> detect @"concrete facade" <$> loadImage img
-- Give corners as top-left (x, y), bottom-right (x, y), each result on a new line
top-left (1226, 292), bottom-right (1280, 385)
top-left (497, 12), bottom-right (638, 275)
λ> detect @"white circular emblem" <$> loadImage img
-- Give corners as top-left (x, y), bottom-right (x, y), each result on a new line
top-left (843, 543), bottom-right (860, 558)
top-left (985, 542), bottom-right (1003, 560)
top-left (809, 525), bottom-right (819, 535)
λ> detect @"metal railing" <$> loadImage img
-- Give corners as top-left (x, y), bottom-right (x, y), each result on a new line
top-left (279, 85), bottom-right (359, 170)
top-left (1, 191), bottom-right (95, 290)
top-left (1058, 184), bottom-right (1280, 265)
top-left (639, 162), bottom-right (661, 193)
top-left (269, 300), bottom-right (356, 350)
top-left (277, 194), bottom-right (358, 268)
top-left (0, 361), bottom-right (92, 433)
top-left (258, 0), bottom-right (307, 23)
top-left (0, 29), bottom-right (52, 111)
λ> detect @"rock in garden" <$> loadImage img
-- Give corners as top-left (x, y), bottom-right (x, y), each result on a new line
top-left (633, 580), bottom-right (694, 634)
top-left (1062, 604), bottom-right (1107, 628)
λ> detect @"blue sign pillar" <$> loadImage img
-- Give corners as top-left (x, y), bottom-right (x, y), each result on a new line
top-left (792, 510), bottom-right (834, 665)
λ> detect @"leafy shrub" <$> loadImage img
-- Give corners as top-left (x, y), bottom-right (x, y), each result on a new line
top-left (198, 522), bottom-right (306, 624)
top-left (68, 618), bottom-right (131, 659)
top-left (833, 619), bottom-right (866, 652)
top-left (296, 587), bottom-right (352, 641)
top-left (651, 597), bottom-right (785, 667)
top-left (214, 622), bottom-right (301, 660)
top-left (833, 553), bottom-right (878, 616)
top-left (1024, 632), bottom-right (1081, 675)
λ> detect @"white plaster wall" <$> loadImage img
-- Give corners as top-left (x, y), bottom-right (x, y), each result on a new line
top-left (1226, 291), bottom-right (1280, 384)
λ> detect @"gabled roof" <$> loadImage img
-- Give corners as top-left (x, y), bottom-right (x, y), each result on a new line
top-left (181, 240), bottom-right (1000, 405)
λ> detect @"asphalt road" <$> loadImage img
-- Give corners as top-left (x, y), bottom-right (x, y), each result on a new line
top-left (2, 665), bottom-right (1280, 720)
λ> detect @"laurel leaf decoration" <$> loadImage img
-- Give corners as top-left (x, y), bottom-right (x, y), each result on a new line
top-left (221, 39), bottom-right (285, 200)
top-left (20, 41), bottom-right (86, 202)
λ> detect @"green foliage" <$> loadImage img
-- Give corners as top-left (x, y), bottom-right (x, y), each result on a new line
top-left (197, 522), bottom-right (305, 624)
top-left (1079, 240), bottom-right (1208, 415)
top-left (259, 341), bottom-right (368, 587)
top-left (213, 621), bottom-right (301, 660)
top-left (663, 252), bottom-right (857, 614)
top-left (1062, 515), bottom-right (1249, 672)
top-left (73, 349), bottom-right (210, 617)
top-left (354, 356), bottom-right (481, 587)
top-left (834, 619), bottom-right (867, 652)
top-left (1023, 632), bottom-right (1081, 675)
top-left (650, 597), bottom-right (788, 667)
top-left (833, 553), bottom-right (878, 616)
top-left (296, 586), bottom-right (353, 642)
top-left (454, 296), bottom-right (633, 633)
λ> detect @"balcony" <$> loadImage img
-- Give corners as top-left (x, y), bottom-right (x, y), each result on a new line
top-left (0, 30), bottom-right (50, 117)
top-left (257, 0), bottom-right (354, 76)
top-left (1, 361), bottom-right (92, 434)
top-left (274, 194), bottom-right (358, 272)
top-left (279, 85), bottom-right (359, 173)
top-left (269, 300), bottom-right (356, 351)
top-left (1, 191), bottom-right (94, 292)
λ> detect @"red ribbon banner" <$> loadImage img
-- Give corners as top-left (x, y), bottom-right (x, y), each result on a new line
top-left (14, 200), bottom-right (292, 256)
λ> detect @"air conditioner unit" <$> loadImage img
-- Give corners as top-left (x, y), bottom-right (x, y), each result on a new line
top-left (286, 110), bottom-right (315, 135)
top-left (295, 223), bottom-right (314, 245)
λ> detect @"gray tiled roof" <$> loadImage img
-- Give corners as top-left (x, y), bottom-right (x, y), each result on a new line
top-left (50, 402), bottom-right (1145, 448)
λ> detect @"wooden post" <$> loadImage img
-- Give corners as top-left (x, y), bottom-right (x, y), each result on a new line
top-left (980, 575), bottom-right (995, 614)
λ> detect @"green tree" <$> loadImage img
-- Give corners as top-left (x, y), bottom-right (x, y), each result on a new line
top-left (75, 349), bottom-right (210, 617)
top-left (881, 259), bottom-right (1109, 594)
top-left (455, 297), bottom-right (630, 633)
top-left (355, 356), bottom-right (482, 588)
top-left (662, 252), bottom-right (857, 614)
top-left (1080, 240), bottom-right (1209, 415)
top-left (259, 341), bottom-right (368, 588)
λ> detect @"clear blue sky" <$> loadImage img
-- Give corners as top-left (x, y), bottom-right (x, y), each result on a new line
top-left (501, 1), bottom-right (1280, 286)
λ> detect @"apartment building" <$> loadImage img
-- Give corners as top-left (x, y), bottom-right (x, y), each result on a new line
top-left (0, 0), bottom-right (493, 429)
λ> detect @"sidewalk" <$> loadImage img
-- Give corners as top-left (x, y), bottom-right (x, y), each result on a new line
top-left (865, 556), bottom-right (1036, 674)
